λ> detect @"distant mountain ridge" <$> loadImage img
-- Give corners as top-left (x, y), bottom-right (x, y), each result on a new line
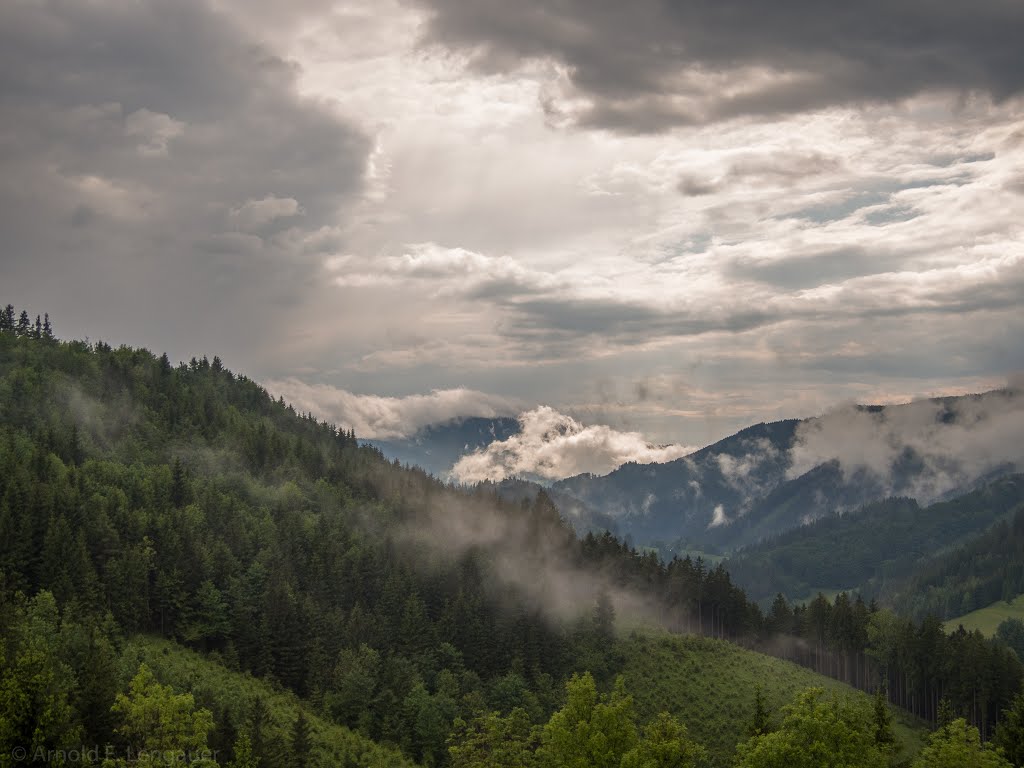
top-left (368, 389), bottom-right (1023, 554)
top-left (367, 415), bottom-right (520, 478)
top-left (552, 388), bottom-right (1023, 552)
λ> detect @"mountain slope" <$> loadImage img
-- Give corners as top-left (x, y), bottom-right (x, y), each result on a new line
top-left (1, 312), bottom-right (1017, 766)
top-left (0, 327), bottom-right (584, 766)
top-left (0, 316), bottom-right (773, 766)
top-left (621, 632), bottom-right (925, 767)
top-left (122, 636), bottom-right (417, 768)
top-left (553, 420), bottom-right (799, 549)
top-left (889, 499), bottom-right (1024, 620)
top-left (724, 474), bottom-right (1024, 604)
top-left (551, 390), bottom-right (1023, 551)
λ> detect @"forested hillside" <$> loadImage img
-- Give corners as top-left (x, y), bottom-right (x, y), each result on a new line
top-left (891, 504), bottom-right (1024, 621)
top-left (725, 477), bottom-right (1024, 605)
top-left (369, 416), bottom-right (521, 480)
top-left (0, 307), bottom-right (767, 766)
top-left (1, 306), bottom-right (1022, 767)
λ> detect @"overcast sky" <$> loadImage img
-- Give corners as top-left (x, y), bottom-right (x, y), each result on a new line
top-left (3, 0), bottom-right (1023, 454)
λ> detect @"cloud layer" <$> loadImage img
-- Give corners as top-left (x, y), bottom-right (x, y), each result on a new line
top-left (789, 388), bottom-right (1024, 502)
top-left (2, 0), bottom-right (1022, 448)
top-left (0, 0), bottom-right (368, 367)
top-left (415, 0), bottom-right (1024, 131)
top-left (265, 378), bottom-right (518, 439)
top-left (451, 406), bottom-right (695, 483)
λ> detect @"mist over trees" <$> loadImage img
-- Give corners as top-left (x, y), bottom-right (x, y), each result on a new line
top-left (3, 306), bottom-right (1024, 766)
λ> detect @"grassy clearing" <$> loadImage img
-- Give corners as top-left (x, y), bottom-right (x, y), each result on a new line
top-left (120, 636), bottom-right (418, 768)
top-left (619, 631), bottom-right (926, 768)
top-left (944, 594), bottom-right (1024, 637)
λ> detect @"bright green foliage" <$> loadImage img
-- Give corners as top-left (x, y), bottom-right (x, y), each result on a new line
top-left (107, 664), bottom-right (219, 766)
top-left (0, 592), bottom-right (82, 762)
top-left (227, 734), bottom-right (259, 768)
top-left (537, 673), bottom-right (639, 768)
top-left (448, 707), bottom-right (541, 768)
top-left (912, 719), bottom-right (1011, 768)
top-left (734, 688), bottom-right (891, 768)
top-left (620, 712), bottom-right (708, 768)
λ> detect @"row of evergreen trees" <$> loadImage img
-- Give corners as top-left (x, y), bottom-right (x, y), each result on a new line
top-left (763, 591), bottom-right (1022, 733)
top-left (0, 304), bottom-right (53, 340)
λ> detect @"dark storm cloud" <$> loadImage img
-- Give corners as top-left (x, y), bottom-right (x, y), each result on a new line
top-left (415, 0), bottom-right (1024, 131)
top-left (476, 248), bottom-right (1024, 358)
top-left (0, 0), bottom-right (369, 362)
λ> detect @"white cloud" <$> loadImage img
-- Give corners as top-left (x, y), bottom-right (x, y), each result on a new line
top-left (788, 388), bottom-right (1024, 501)
top-left (450, 405), bottom-right (696, 483)
top-left (264, 378), bottom-right (518, 439)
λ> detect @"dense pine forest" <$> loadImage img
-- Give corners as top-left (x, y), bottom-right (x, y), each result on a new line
top-left (891, 505), bottom-right (1024, 621)
top-left (726, 479), bottom-right (1024, 607)
top-left (2, 305), bottom-right (1024, 767)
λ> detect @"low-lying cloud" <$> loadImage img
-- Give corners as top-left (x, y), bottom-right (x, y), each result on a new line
top-left (265, 378), bottom-right (518, 439)
top-left (451, 405), bottom-right (695, 483)
top-left (788, 386), bottom-right (1024, 502)
top-left (391, 473), bottom-right (672, 631)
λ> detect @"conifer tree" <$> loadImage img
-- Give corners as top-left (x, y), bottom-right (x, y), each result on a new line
top-left (872, 685), bottom-right (896, 749)
top-left (937, 698), bottom-right (956, 730)
top-left (170, 458), bottom-right (189, 508)
top-left (227, 734), bottom-right (259, 768)
top-left (290, 711), bottom-right (313, 768)
top-left (751, 684), bottom-right (771, 736)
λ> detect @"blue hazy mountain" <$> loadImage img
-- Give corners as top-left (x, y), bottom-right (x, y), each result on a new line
top-left (366, 390), bottom-right (1022, 554)
top-left (367, 416), bottom-right (520, 479)
top-left (552, 389), bottom-right (1022, 553)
